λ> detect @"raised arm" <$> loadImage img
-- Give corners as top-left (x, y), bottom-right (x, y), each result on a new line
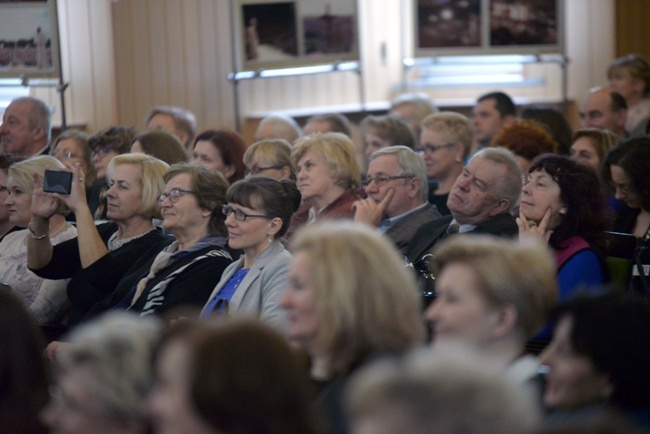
top-left (26, 173), bottom-right (57, 270)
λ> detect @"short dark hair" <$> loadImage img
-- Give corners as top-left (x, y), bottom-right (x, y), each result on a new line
top-left (132, 130), bottom-right (189, 165)
top-left (145, 106), bottom-right (197, 147)
top-left (226, 177), bottom-right (301, 238)
top-left (477, 91), bottom-right (516, 118)
top-left (548, 291), bottom-right (650, 411)
top-left (194, 130), bottom-right (247, 183)
top-left (609, 91), bottom-right (628, 112)
top-left (528, 155), bottom-right (609, 252)
top-left (88, 125), bottom-right (137, 155)
top-left (604, 137), bottom-right (650, 211)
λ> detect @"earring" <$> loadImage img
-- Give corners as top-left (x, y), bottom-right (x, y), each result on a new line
top-left (559, 208), bottom-right (567, 215)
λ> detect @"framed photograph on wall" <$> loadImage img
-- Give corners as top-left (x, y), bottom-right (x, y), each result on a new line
top-left (413, 0), bottom-right (563, 57)
top-left (234, 0), bottom-right (359, 72)
top-left (0, 0), bottom-right (60, 78)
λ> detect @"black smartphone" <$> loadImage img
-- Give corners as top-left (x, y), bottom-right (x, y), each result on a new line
top-left (43, 170), bottom-right (73, 195)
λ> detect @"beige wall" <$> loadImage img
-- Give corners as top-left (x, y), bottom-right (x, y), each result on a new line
top-left (31, 0), bottom-right (617, 134)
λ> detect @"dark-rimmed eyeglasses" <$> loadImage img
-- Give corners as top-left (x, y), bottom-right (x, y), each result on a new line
top-left (222, 204), bottom-right (271, 221)
top-left (362, 175), bottom-right (413, 188)
top-left (157, 188), bottom-right (195, 204)
top-left (90, 145), bottom-right (118, 159)
top-left (244, 165), bottom-right (284, 176)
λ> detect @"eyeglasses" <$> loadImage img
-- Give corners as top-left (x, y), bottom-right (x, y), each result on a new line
top-left (244, 165), bottom-right (284, 176)
top-left (222, 204), bottom-right (271, 221)
top-left (53, 149), bottom-right (81, 161)
top-left (90, 145), bottom-right (117, 159)
top-left (157, 188), bottom-right (195, 204)
top-left (362, 175), bottom-right (413, 188)
top-left (421, 143), bottom-right (456, 154)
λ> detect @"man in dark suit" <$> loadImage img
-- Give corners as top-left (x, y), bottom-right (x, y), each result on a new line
top-left (354, 146), bottom-right (440, 255)
top-left (405, 147), bottom-right (523, 266)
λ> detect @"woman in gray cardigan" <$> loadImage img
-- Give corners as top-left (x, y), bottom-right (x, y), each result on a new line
top-left (200, 177), bottom-right (301, 332)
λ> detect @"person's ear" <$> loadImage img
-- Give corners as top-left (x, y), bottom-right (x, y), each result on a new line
top-left (489, 198), bottom-right (510, 217)
top-left (490, 304), bottom-right (518, 340)
top-left (267, 216), bottom-right (283, 237)
top-left (408, 177), bottom-right (420, 198)
top-left (223, 165), bottom-right (236, 179)
top-left (279, 165), bottom-right (292, 180)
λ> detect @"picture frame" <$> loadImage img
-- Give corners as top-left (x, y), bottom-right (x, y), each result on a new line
top-left (414, 0), bottom-right (563, 57)
top-left (0, 0), bottom-right (61, 78)
top-left (233, 0), bottom-right (359, 72)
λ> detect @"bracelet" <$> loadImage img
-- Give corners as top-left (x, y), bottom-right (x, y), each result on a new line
top-left (28, 223), bottom-right (49, 240)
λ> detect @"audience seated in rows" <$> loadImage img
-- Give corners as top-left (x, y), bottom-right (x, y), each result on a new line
top-left (353, 145), bottom-right (440, 255)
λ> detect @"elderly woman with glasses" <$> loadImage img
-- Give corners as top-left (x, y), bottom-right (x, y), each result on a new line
top-left (79, 163), bottom-right (234, 320)
top-left (243, 138), bottom-right (294, 180)
top-left (200, 177), bottom-right (301, 332)
top-left (28, 153), bottom-right (169, 330)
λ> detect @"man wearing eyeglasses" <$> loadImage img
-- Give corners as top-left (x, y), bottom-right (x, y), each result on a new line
top-left (353, 146), bottom-right (440, 255)
top-left (0, 96), bottom-right (51, 158)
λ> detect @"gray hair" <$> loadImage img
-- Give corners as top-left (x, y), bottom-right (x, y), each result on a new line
top-left (347, 346), bottom-right (540, 434)
top-left (370, 146), bottom-right (428, 202)
top-left (472, 147), bottom-right (523, 213)
top-left (258, 114), bottom-right (303, 143)
top-left (56, 312), bottom-right (162, 422)
top-left (145, 106), bottom-right (197, 148)
top-left (13, 96), bottom-right (51, 144)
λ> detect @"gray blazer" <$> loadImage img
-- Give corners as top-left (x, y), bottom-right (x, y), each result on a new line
top-left (200, 240), bottom-right (291, 333)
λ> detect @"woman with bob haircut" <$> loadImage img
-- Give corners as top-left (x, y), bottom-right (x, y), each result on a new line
top-left (41, 312), bottom-right (162, 434)
top-left (419, 112), bottom-right (472, 215)
top-left (148, 320), bottom-right (318, 434)
top-left (288, 132), bottom-right (363, 238)
top-left (242, 138), bottom-right (294, 180)
top-left (540, 291), bottom-right (650, 430)
top-left (28, 153), bottom-right (169, 327)
top-left (282, 221), bottom-right (425, 434)
top-left (608, 53), bottom-right (650, 135)
top-left (0, 290), bottom-right (49, 434)
top-left (517, 154), bottom-right (609, 299)
top-left (78, 164), bottom-right (233, 321)
top-left (131, 130), bottom-right (189, 165)
top-left (191, 129), bottom-right (246, 184)
top-left (0, 156), bottom-right (78, 325)
top-left (201, 176), bottom-right (301, 331)
top-left (425, 235), bottom-right (557, 380)
top-left (603, 137), bottom-right (650, 237)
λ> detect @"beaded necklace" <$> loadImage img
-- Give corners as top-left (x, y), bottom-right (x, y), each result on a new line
top-left (107, 229), bottom-right (154, 251)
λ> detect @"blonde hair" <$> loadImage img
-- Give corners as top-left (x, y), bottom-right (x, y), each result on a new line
top-left (9, 156), bottom-right (69, 215)
top-left (291, 132), bottom-right (361, 190)
top-left (243, 139), bottom-right (293, 172)
top-left (292, 221), bottom-right (425, 376)
top-left (106, 153), bottom-right (169, 219)
top-left (421, 111), bottom-right (473, 159)
top-left (431, 235), bottom-right (557, 339)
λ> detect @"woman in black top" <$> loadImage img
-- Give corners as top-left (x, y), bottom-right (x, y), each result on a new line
top-left (28, 153), bottom-right (169, 325)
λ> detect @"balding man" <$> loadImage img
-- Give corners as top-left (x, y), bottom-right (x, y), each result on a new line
top-left (0, 96), bottom-right (51, 157)
top-left (579, 87), bottom-right (627, 139)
